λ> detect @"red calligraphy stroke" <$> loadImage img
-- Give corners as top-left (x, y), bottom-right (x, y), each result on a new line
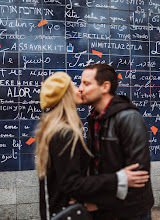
top-left (38, 19), bottom-right (48, 27)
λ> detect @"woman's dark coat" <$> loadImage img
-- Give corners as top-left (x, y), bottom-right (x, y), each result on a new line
top-left (39, 131), bottom-right (117, 220)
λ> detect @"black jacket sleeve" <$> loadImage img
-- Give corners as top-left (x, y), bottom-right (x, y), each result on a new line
top-left (50, 131), bottom-right (118, 205)
top-left (116, 109), bottom-right (151, 171)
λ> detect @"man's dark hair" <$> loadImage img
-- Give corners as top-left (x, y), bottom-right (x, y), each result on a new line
top-left (84, 63), bottom-right (118, 95)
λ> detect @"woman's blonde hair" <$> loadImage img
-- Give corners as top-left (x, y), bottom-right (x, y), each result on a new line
top-left (35, 84), bottom-right (92, 180)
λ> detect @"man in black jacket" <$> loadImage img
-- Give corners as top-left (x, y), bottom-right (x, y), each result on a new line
top-left (79, 63), bottom-right (154, 220)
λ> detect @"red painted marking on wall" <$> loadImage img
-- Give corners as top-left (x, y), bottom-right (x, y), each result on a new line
top-left (118, 73), bottom-right (123, 80)
top-left (26, 137), bottom-right (36, 145)
top-left (38, 19), bottom-right (48, 27)
top-left (150, 126), bottom-right (158, 135)
top-left (92, 50), bottom-right (103, 58)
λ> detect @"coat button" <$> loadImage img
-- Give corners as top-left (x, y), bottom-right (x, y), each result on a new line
top-left (67, 216), bottom-right (71, 220)
top-left (77, 210), bottom-right (81, 215)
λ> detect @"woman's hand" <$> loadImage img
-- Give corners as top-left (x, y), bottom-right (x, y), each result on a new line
top-left (124, 163), bottom-right (149, 187)
top-left (85, 203), bottom-right (98, 211)
top-left (69, 198), bottom-right (76, 205)
top-left (69, 199), bottom-right (98, 211)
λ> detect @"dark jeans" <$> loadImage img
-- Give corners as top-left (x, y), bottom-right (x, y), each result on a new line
top-left (119, 210), bottom-right (151, 220)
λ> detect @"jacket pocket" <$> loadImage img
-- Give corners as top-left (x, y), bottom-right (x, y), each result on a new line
top-left (101, 137), bottom-right (119, 144)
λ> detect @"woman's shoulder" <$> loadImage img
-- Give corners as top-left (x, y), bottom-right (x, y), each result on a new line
top-left (51, 128), bottom-right (73, 143)
top-left (49, 128), bottom-right (81, 159)
top-left (49, 128), bottom-right (75, 154)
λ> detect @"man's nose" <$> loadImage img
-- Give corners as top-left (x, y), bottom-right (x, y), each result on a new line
top-left (79, 83), bottom-right (83, 92)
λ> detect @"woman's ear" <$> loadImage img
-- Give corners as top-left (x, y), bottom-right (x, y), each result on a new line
top-left (101, 81), bottom-right (111, 94)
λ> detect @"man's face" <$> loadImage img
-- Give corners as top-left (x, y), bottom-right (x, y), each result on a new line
top-left (79, 68), bottom-right (103, 106)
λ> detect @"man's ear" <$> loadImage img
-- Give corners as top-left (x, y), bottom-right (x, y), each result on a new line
top-left (101, 81), bottom-right (111, 94)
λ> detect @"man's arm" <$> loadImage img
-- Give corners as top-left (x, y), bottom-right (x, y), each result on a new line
top-left (117, 163), bottom-right (149, 200)
top-left (85, 164), bottom-right (149, 211)
top-left (116, 110), bottom-right (151, 171)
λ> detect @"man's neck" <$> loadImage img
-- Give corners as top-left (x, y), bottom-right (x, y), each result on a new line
top-left (94, 95), bottom-right (114, 113)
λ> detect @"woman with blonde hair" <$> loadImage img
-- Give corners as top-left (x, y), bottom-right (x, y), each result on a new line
top-left (36, 72), bottom-right (149, 220)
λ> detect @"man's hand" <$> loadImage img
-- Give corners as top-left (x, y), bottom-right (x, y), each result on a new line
top-left (124, 163), bottom-right (149, 187)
